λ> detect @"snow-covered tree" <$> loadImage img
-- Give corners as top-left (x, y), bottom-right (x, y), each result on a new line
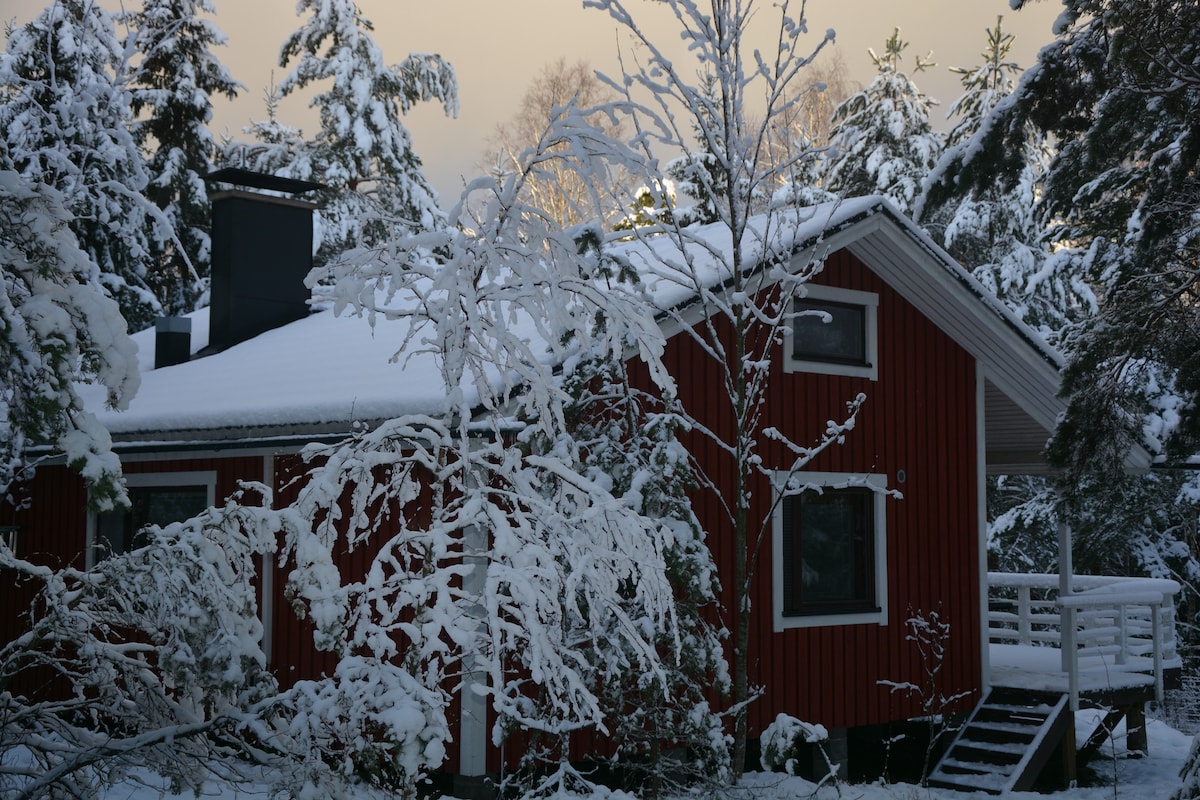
top-left (0, 497), bottom-right (278, 799)
top-left (923, 0), bottom-right (1200, 472)
top-left (122, 0), bottom-right (242, 316)
top-left (231, 97), bottom-right (720, 797)
top-left (485, 58), bottom-right (628, 228)
top-left (825, 29), bottom-right (941, 214)
top-left (919, 17), bottom-right (1086, 345)
top-left (586, 0), bottom-right (869, 776)
top-left (1176, 734), bottom-right (1200, 800)
top-left (527, 271), bottom-right (728, 791)
top-left (664, 67), bottom-right (837, 227)
top-left (256, 0), bottom-right (457, 265)
top-left (0, 0), bottom-right (167, 331)
top-left (922, 0), bottom-right (1200, 676)
top-left (0, 168), bottom-right (137, 515)
top-left (225, 77), bottom-right (304, 170)
top-left (665, 72), bottom-right (737, 227)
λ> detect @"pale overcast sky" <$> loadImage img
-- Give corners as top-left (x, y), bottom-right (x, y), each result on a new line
top-left (0, 1), bottom-right (1064, 202)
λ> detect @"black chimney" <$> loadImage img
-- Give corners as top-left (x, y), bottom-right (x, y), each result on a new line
top-left (204, 168), bottom-right (323, 353)
top-left (154, 316), bottom-right (192, 368)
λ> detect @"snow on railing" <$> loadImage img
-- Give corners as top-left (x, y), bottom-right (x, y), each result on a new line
top-left (987, 572), bottom-right (1181, 710)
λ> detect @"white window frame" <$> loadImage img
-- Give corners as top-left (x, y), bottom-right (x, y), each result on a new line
top-left (772, 470), bottom-right (889, 631)
top-left (86, 471), bottom-right (217, 568)
top-left (784, 283), bottom-right (879, 381)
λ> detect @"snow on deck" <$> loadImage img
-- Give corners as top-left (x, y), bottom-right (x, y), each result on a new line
top-left (990, 643), bottom-right (1159, 694)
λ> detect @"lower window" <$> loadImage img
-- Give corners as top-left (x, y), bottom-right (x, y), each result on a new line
top-left (90, 472), bottom-right (215, 563)
top-left (773, 471), bottom-right (888, 630)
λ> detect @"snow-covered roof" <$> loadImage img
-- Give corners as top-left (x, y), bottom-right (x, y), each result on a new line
top-left (83, 197), bottom-right (1075, 467)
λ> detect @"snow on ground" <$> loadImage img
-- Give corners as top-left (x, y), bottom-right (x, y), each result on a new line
top-left (95, 712), bottom-right (1193, 800)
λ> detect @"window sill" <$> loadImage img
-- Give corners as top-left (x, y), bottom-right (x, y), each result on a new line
top-left (785, 357), bottom-right (876, 381)
top-left (774, 608), bottom-right (887, 631)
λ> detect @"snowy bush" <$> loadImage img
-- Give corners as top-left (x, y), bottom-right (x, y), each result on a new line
top-left (273, 658), bottom-right (449, 795)
top-left (1174, 734), bottom-right (1200, 800)
top-left (760, 713), bottom-right (829, 776)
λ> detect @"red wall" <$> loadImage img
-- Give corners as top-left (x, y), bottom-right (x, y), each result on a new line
top-left (4, 245), bottom-right (982, 770)
top-left (663, 248), bottom-right (981, 735)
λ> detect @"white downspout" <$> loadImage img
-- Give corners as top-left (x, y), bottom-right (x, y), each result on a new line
top-left (261, 453), bottom-right (275, 665)
top-left (459, 522), bottom-right (489, 779)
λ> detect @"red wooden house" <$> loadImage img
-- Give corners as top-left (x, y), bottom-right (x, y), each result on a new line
top-left (3, 176), bottom-right (1180, 793)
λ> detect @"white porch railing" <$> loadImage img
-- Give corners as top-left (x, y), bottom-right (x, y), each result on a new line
top-left (987, 572), bottom-right (1182, 710)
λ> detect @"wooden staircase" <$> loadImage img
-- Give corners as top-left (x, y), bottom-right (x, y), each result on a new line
top-left (928, 688), bottom-right (1071, 794)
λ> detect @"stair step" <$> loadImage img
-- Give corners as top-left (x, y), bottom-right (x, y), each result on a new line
top-left (928, 689), bottom-right (1071, 795)
top-left (961, 720), bottom-right (1041, 739)
top-left (931, 762), bottom-right (1008, 777)
top-left (985, 702), bottom-right (1059, 714)
top-left (951, 742), bottom-right (1026, 765)
top-left (956, 737), bottom-right (1032, 756)
top-left (975, 706), bottom-right (1049, 722)
top-left (935, 758), bottom-right (1015, 776)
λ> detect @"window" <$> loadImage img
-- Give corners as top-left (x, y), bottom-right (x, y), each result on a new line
top-left (773, 472), bottom-right (888, 630)
top-left (89, 471), bottom-right (215, 564)
top-left (785, 284), bottom-right (878, 380)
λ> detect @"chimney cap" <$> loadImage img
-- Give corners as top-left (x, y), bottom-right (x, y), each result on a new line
top-left (155, 316), bottom-right (192, 333)
top-left (205, 167), bottom-right (324, 195)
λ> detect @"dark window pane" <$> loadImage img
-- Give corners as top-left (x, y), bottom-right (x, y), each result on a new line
top-left (782, 487), bottom-right (875, 616)
top-left (95, 484), bottom-right (208, 558)
top-left (793, 299), bottom-right (867, 365)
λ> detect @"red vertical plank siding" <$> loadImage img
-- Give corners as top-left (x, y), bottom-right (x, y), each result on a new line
top-left (659, 248), bottom-right (981, 736)
top-left (1, 465), bottom-right (89, 699)
top-left (6, 464), bottom-right (89, 568)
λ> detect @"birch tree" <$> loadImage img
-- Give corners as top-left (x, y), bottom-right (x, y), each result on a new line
top-left (250, 98), bottom-right (718, 796)
top-left (485, 58), bottom-right (628, 228)
top-left (585, 0), bottom-right (869, 775)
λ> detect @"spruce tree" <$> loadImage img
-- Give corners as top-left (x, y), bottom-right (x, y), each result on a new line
top-left (0, 0), bottom-right (166, 330)
top-left (665, 73), bottom-right (731, 227)
top-left (275, 0), bottom-right (458, 263)
top-left (544, 241), bottom-right (728, 791)
top-left (926, 17), bottom-right (1085, 344)
top-left (924, 0), bottom-right (1200, 470)
top-left (825, 29), bottom-right (941, 214)
top-left (122, 0), bottom-right (242, 316)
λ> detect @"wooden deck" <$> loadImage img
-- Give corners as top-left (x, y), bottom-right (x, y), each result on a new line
top-left (987, 573), bottom-right (1182, 708)
top-left (990, 643), bottom-right (1163, 699)
top-left (929, 574), bottom-right (1183, 793)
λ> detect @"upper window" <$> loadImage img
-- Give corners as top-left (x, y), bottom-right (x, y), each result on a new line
top-left (773, 471), bottom-right (888, 630)
top-left (90, 472), bottom-right (215, 564)
top-left (785, 284), bottom-right (878, 381)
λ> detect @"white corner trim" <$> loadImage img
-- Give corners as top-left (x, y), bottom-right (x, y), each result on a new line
top-left (772, 470), bottom-right (889, 631)
top-left (784, 283), bottom-right (879, 381)
top-left (976, 368), bottom-right (991, 691)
